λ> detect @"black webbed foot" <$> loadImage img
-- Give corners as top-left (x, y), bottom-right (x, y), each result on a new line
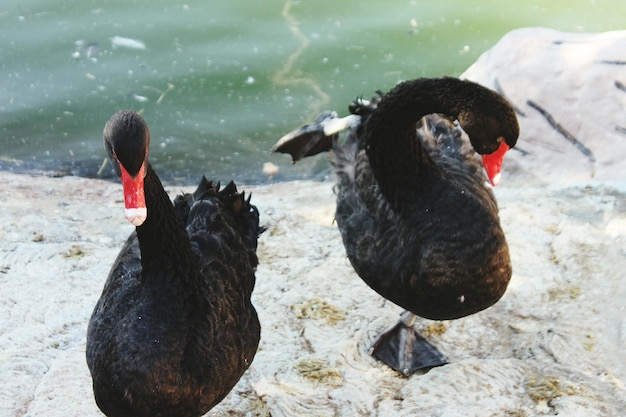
top-left (370, 311), bottom-right (447, 376)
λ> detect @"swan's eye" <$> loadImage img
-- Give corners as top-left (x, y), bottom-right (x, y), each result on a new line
top-left (109, 151), bottom-right (122, 178)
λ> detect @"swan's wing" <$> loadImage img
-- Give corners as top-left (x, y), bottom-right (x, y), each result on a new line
top-left (272, 111), bottom-right (360, 163)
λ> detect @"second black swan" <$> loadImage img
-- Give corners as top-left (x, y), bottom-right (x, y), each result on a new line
top-left (272, 77), bottom-right (519, 375)
top-left (86, 110), bottom-right (262, 416)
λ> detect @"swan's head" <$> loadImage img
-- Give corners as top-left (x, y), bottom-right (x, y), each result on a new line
top-left (458, 93), bottom-right (519, 186)
top-left (104, 110), bottom-right (150, 226)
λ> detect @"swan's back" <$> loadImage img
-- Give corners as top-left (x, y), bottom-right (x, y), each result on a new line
top-left (418, 114), bottom-right (497, 205)
top-left (335, 112), bottom-right (495, 211)
top-left (333, 113), bottom-right (510, 321)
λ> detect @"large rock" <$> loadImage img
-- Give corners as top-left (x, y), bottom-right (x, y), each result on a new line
top-left (462, 27), bottom-right (626, 185)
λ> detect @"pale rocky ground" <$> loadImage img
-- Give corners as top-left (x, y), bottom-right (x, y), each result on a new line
top-left (1, 28), bottom-right (625, 416)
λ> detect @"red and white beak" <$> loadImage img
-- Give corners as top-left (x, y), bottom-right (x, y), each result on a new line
top-left (481, 140), bottom-right (510, 186)
top-left (119, 163), bottom-right (147, 226)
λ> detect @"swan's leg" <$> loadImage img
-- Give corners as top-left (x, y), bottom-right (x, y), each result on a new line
top-left (369, 311), bottom-right (447, 376)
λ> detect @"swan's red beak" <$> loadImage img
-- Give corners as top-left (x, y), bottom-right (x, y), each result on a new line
top-left (119, 163), bottom-right (147, 226)
top-left (481, 140), bottom-right (510, 186)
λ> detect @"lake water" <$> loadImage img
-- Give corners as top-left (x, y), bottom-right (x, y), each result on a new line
top-left (2, 0), bottom-right (624, 184)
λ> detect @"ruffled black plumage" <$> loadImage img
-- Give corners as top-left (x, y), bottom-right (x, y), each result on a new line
top-left (273, 77), bottom-right (519, 375)
top-left (334, 110), bottom-right (509, 320)
top-left (87, 110), bottom-right (262, 417)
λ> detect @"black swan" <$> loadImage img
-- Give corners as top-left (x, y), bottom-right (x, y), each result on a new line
top-left (86, 110), bottom-right (262, 416)
top-left (272, 77), bottom-right (519, 376)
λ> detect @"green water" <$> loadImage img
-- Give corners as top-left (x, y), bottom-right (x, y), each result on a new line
top-left (1, 0), bottom-right (624, 183)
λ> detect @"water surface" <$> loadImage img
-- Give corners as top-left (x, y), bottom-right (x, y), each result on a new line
top-left (1, 0), bottom-right (624, 183)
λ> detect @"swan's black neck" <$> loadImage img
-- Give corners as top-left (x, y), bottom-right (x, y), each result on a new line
top-left (364, 78), bottom-right (481, 210)
top-left (136, 164), bottom-right (197, 288)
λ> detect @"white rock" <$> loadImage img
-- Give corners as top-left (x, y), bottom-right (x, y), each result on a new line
top-left (462, 27), bottom-right (626, 185)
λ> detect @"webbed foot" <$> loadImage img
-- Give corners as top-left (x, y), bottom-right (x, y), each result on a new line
top-left (370, 311), bottom-right (447, 376)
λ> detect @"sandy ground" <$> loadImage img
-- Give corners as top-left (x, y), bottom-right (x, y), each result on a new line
top-left (0, 168), bottom-right (625, 417)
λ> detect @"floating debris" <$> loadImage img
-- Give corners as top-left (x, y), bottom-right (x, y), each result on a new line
top-left (111, 35), bottom-right (146, 50)
top-left (408, 18), bottom-right (419, 35)
top-left (85, 42), bottom-right (99, 58)
top-left (130, 92), bottom-right (149, 102)
top-left (142, 83), bottom-right (175, 104)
